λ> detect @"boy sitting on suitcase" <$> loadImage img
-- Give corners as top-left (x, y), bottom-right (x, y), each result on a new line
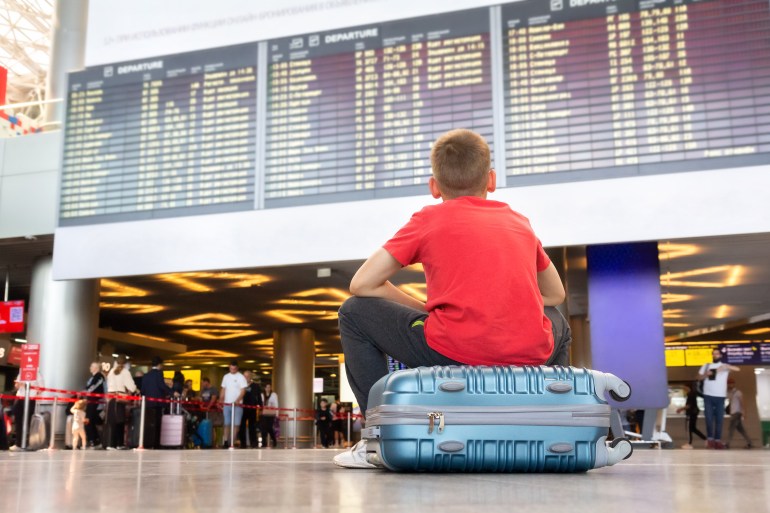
top-left (334, 129), bottom-right (571, 468)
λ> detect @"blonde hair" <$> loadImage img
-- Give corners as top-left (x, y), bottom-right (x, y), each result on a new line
top-left (73, 399), bottom-right (87, 411)
top-left (430, 129), bottom-right (491, 198)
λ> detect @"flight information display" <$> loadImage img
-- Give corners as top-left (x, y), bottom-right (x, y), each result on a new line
top-left (264, 8), bottom-right (494, 207)
top-left (60, 44), bottom-right (258, 225)
top-left (503, 0), bottom-right (770, 181)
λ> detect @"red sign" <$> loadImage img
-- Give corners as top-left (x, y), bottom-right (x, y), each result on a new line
top-left (20, 344), bottom-right (40, 382)
top-left (7, 344), bottom-right (22, 366)
top-left (0, 300), bottom-right (25, 333)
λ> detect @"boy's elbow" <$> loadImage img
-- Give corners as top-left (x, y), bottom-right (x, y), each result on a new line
top-left (349, 277), bottom-right (365, 297)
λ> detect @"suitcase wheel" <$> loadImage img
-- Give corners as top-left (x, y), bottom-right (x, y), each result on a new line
top-left (609, 437), bottom-right (634, 461)
top-left (609, 381), bottom-right (632, 402)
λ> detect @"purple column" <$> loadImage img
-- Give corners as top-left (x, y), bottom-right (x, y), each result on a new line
top-left (586, 242), bottom-right (668, 409)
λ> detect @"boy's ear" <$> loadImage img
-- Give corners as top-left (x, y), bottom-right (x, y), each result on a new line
top-left (428, 176), bottom-right (442, 199)
top-left (487, 169), bottom-right (497, 193)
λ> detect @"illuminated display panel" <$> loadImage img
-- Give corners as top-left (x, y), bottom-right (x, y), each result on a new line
top-left (60, 44), bottom-right (258, 225)
top-left (503, 0), bottom-right (770, 181)
top-left (264, 8), bottom-right (494, 207)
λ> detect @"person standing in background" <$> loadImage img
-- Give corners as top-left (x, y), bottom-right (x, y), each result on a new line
top-left (726, 379), bottom-right (753, 449)
top-left (239, 371), bottom-right (261, 449)
top-left (697, 348), bottom-right (740, 449)
top-left (260, 383), bottom-right (279, 448)
top-left (141, 356), bottom-right (175, 449)
top-left (316, 398), bottom-right (334, 448)
top-left (219, 361), bottom-right (247, 449)
top-left (84, 362), bottom-right (105, 448)
top-left (104, 355), bottom-right (137, 450)
top-left (677, 383), bottom-right (705, 449)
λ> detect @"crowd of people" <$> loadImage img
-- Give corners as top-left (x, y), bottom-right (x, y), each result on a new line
top-left (0, 356), bottom-right (292, 451)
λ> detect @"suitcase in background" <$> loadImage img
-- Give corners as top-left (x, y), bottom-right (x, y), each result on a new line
top-left (160, 402), bottom-right (186, 448)
top-left (128, 406), bottom-right (161, 448)
top-left (362, 365), bottom-right (633, 473)
top-left (27, 411), bottom-right (51, 451)
top-left (194, 418), bottom-right (213, 448)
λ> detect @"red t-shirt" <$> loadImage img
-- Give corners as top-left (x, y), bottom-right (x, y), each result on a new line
top-left (383, 196), bottom-right (554, 366)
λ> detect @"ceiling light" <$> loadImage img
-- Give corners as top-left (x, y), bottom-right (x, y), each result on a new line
top-left (249, 339), bottom-right (274, 347)
top-left (175, 350), bottom-right (240, 358)
top-left (330, 373), bottom-right (337, 378)
top-left (660, 265), bottom-right (743, 288)
top-left (663, 309), bottom-right (685, 319)
top-left (715, 305), bottom-right (731, 319)
top-left (182, 366), bottom-right (192, 369)
top-left (100, 279), bottom-right (149, 297)
top-left (657, 242), bottom-right (699, 260)
top-left (167, 313), bottom-right (250, 327)
top-left (178, 328), bottom-right (260, 340)
top-left (399, 283), bottom-right (427, 302)
top-left (265, 309), bottom-right (338, 324)
top-left (744, 327), bottom-right (770, 335)
top-left (292, 288), bottom-right (350, 301)
top-left (100, 302), bottom-right (164, 314)
top-left (405, 263), bottom-right (424, 272)
top-left (661, 293), bottom-right (694, 304)
top-left (126, 332), bottom-right (167, 342)
top-left (663, 322), bottom-right (690, 328)
top-left (13, 338), bottom-right (26, 343)
top-left (156, 272), bottom-right (271, 292)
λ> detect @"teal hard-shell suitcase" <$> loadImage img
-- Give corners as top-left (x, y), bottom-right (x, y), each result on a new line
top-left (362, 365), bottom-right (633, 472)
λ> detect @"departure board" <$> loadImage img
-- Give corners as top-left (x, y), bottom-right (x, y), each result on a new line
top-left (60, 44), bottom-right (258, 225)
top-left (264, 8), bottom-right (494, 207)
top-left (503, 0), bottom-right (770, 181)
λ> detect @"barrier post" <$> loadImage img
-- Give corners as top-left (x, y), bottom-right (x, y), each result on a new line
top-left (21, 382), bottom-right (30, 450)
top-left (229, 403), bottom-right (235, 451)
top-left (347, 412), bottom-right (351, 447)
top-left (47, 397), bottom-right (58, 450)
top-left (292, 408), bottom-right (298, 449)
top-left (283, 415), bottom-right (289, 449)
top-left (135, 396), bottom-right (146, 451)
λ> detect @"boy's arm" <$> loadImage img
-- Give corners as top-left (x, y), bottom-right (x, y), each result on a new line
top-left (350, 248), bottom-right (427, 312)
top-left (537, 262), bottom-right (566, 306)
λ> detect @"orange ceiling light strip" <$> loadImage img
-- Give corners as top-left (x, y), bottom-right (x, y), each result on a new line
top-left (663, 322), bottom-right (690, 328)
top-left (174, 349), bottom-right (240, 358)
top-left (660, 265), bottom-right (743, 288)
top-left (744, 327), bottom-right (770, 335)
top-left (264, 309), bottom-right (338, 324)
top-left (275, 299), bottom-right (343, 307)
top-left (405, 263), bottom-right (425, 272)
top-left (399, 283), bottom-right (428, 303)
top-left (99, 302), bottom-right (165, 314)
top-left (177, 328), bottom-right (260, 340)
top-left (126, 332), bottom-right (168, 342)
top-left (248, 338), bottom-right (274, 347)
top-left (657, 242), bottom-right (700, 260)
top-left (167, 313), bottom-right (250, 327)
top-left (100, 279), bottom-right (149, 297)
top-left (661, 293), bottom-right (694, 304)
top-left (156, 272), bottom-right (271, 292)
top-left (662, 309), bottom-right (685, 319)
top-left (291, 287), bottom-right (351, 302)
top-left (714, 305), bottom-right (731, 319)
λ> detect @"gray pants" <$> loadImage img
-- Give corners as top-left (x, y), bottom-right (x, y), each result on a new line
top-left (727, 413), bottom-right (752, 446)
top-left (338, 297), bottom-right (572, 414)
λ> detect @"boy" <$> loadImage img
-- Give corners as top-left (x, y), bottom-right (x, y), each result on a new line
top-left (334, 129), bottom-right (570, 468)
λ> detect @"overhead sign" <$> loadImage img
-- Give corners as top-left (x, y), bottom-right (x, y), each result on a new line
top-left (20, 344), bottom-right (40, 382)
top-left (666, 341), bottom-right (770, 367)
top-left (0, 300), bottom-right (25, 333)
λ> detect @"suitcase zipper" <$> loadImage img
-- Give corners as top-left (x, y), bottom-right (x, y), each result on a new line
top-left (368, 404), bottom-right (610, 432)
top-left (427, 412), bottom-right (445, 434)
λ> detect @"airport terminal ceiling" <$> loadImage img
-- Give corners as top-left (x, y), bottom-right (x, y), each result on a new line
top-left (3, 233), bottom-right (770, 368)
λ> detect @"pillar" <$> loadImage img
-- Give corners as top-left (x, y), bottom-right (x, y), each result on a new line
top-left (26, 256), bottom-right (99, 433)
top-left (272, 328), bottom-right (315, 448)
top-left (587, 242), bottom-right (669, 439)
top-left (44, 0), bottom-right (89, 125)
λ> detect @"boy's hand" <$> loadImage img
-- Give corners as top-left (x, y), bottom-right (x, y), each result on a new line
top-left (350, 248), bottom-right (426, 312)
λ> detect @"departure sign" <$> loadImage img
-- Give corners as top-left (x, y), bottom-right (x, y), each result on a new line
top-left (264, 8), bottom-right (494, 207)
top-left (60, 44), bottom-right (258, 225)
top-left (503, 0), bottom-right (770, 180)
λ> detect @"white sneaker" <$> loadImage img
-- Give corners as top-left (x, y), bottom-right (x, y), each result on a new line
top-left (332, 439), bottom-right (378, 469)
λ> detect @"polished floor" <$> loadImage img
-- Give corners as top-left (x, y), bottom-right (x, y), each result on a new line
top-left (1, 448), bottom-right (768, 513)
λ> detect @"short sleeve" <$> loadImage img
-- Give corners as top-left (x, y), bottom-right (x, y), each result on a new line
top-left (535, 239), bottom-right (551, 272)
top-left (382, 210), bottom-right (425, 267)
top-left (239, 375), bottom-right (248, 389)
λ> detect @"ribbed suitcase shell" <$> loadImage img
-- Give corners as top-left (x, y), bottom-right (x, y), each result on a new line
top-left (364, 366), bottom-right (623, 473)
